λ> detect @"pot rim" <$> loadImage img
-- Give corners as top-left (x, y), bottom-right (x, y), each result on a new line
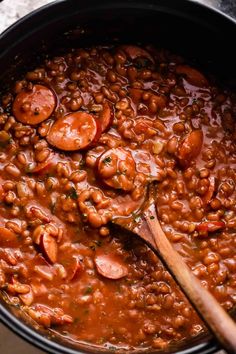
top-left (0, 0), bottom-right (235, 353)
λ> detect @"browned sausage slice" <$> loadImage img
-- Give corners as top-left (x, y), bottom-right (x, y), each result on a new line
top-left (177, 130), bottom-right (203, 167)
top-left (120, 45), bottom-right (154, 63)
top-left (99, 101), bottom-right (113, 132)
top-left (176, 65), bottom-right (208, 87)
top-left (40, 233), bottom-right (58, 264)
top-left (94, 253), bottom-right (128, 280)
top-left (46, 112), bottom-right (98, 151)
top-left (13, 84), bottom-right (56, 125)
top-left (67, 256), bottom-right (84, 281)
top-left (97, 148), bottom-right (136, 191)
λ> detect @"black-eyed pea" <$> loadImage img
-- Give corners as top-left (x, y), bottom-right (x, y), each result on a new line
top-left (5, 221), bottom-right (22, 234)
top-left (5, 164), bottom-right (21, 178)
top-left (46, 177), bottom-right (59, 190)
top-left (35, 148), bottom-right (50, 163)
top-left (203, 252), bottom-right (220, 266)
top-left (173, 315), bottom-right (186, 329)
top-left (70, 170), bottom-right (87, 183)
top-left (3, 181), bottom-right (15, 191)
top-left (99, 226), bottom-right (110, 237)
top-left (35, 181), bottom-right (46, 196)
top-left (4, 191), bottom-right (16, 204)
top-left (91, 190), bottom-right (103, 204)
top-left (166, 136), bottom-right (178, 155)
top-left (88, 212), bottom-right (103, 228)
top-left (85, 154), bottom-right (97, 168)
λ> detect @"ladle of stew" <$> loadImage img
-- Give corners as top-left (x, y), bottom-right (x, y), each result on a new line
top-left (111, 184), bottom-right (236, 354)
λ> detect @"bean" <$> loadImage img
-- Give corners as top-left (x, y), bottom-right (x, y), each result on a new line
top-left (35, 148), bottom-right (50, 163)
top-left (5, 164), bottom-right (21, 178)
top-left (173, 122), bottom-right (185, 134)
top-left (17, 181), bottom-right (32, 198)
top-left (107, 70), bottom-right (117, 83)
top-left (203, 252), bottom-right (220, 266)
top-left (98, 227), bottom-right (109, 238)
top-left (6, 221), bottom-right (22, 234)
top-left (88, 213), bottom-right (103, 228)
top-left (70, 170), bottom-right (87, 183)
top-left (3, 181), bottom-right (15, 191)
top-left (167, 136), bottom-right (178, 154)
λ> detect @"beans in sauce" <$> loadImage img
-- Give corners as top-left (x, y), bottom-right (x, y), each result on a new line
top-left (0, 44), bottom-right (236, 351)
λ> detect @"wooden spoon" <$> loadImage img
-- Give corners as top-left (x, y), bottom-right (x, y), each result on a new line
top-left (113, 187), bottom-right (236, 354)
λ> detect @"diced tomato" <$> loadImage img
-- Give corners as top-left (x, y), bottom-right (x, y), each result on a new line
top-left (196, 221), bottom-right (225, 237)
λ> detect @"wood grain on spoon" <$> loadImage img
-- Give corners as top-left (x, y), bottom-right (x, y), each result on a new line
top-left (113, 199), bottom-right (236, 353)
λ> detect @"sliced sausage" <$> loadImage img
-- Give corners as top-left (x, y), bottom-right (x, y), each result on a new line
top-left (94, 253), bottom-right (128, 280)
top-left (97, 148), bottom-right (136, 191)
top-left (40, 233), bottom-right (58, 264)
top-left (67, 256), bottom-right (84, 281)
top-left (46, 112), bottom-right (98, 151)
top-left (13, 84), bottom-right (56, 125)
top-left (120, 45), bottom-right (154, 63)
top-left (99, 101), bottom-right (113, 132)
top-left (177, 130), bottom-right (203, 167)
top-left (176, 65), bottom-right (208, 87)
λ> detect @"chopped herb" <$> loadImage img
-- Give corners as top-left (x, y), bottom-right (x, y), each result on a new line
top-left (67, 187), bottom-right (78, 200)
top-left (34, 111), bottom-right (40, 115)
top-left (132, 212), bottom-right (141, 223)
top-left (84, 286), bottom-right (93, 295)
top-left (102, 156), bottom-right (112, 165)
top-left (25, 163), bottom-right (34, 174)
top-left (150, 215), bottom-right (155, 220)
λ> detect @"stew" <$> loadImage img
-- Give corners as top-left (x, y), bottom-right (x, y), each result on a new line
top-left (0, 44), bottom-right (236, 351)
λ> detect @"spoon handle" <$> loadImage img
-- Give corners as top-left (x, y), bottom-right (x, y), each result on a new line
top-left (144, 204), bottom-right (236, 354)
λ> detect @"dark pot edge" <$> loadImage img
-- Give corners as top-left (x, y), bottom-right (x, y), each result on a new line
top-left (0, 0), bottom-right (234, 353)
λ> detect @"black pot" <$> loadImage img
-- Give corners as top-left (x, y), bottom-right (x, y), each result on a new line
top-left (0, 1), bottom-right (235, 353)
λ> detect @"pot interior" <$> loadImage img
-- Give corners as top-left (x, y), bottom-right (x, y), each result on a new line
top-left (0, 1), bottom-right (235, 353)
